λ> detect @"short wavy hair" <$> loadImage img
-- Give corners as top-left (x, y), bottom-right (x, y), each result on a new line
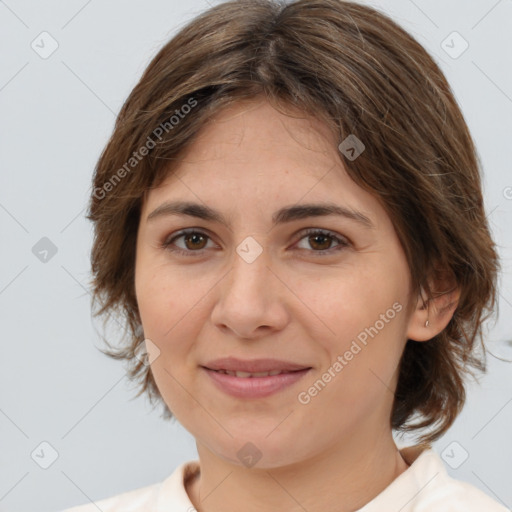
top-left (87, 0), bottom-right (499, 444)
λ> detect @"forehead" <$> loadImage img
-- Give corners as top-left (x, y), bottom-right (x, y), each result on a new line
top-left (179, 99), bottom-right (339, 170)
top-left (142, 99), bottom-right (387, 231)
top-left (151, 100), bottom-right (343, 193)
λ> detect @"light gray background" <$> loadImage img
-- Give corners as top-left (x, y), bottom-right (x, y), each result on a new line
top-left (1, 0), bottom-right (511, 511)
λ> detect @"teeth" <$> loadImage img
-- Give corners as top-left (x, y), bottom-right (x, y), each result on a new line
top-left (215, 369), bottom-right (291, 377)
top-left (235, 371), bottom-right (253, 378)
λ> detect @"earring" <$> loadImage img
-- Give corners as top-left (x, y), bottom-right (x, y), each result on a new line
top-left (421, 288), bottom-right (430, 328)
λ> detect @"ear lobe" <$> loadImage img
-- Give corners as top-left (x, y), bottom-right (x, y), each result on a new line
top-left (406, 273), bottom-right (460, 342)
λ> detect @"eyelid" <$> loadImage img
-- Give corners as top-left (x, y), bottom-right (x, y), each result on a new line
top-left (292, 228), bottom-right (350, 256)
top-left (161, 227), bottom-right (350, 257)
top-left (161, 228), bottom-right (218, 255)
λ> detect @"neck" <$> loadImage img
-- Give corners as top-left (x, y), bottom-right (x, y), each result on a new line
top-left (186, 426), bottom-right (410, 512)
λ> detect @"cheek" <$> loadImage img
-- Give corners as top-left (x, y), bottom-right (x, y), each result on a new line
top-left (295, 261), bottom-right (405, 334)
top-left (135, 255), bottom-right (186, 328)
top-left (135, 262), bottom-right (203, 418)
top-left (295, 263), bottom-right (408, 386)
top-left (135, 266), bottom-right (165, 334)
top-left (135, 258), bottom-right (210, 366)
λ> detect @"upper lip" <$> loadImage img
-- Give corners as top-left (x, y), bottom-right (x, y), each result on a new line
top-left (203, 357), bottom-right (311, 373)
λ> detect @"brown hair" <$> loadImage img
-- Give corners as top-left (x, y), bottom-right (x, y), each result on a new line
top-left (87, 0), bottom-right (499, 444)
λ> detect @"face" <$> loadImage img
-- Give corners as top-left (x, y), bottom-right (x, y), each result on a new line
top-left (135, 98), bottom-right (417, 468)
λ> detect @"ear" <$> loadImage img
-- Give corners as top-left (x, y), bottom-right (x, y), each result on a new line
top-left (406, 269), bottom-right (460, 342)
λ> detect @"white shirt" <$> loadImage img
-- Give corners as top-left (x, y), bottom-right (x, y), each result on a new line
top-left (60, 445), bottom-right (509, 511)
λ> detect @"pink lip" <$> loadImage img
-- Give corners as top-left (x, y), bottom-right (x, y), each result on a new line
top-left (202, 367), bottom-right (312, 399)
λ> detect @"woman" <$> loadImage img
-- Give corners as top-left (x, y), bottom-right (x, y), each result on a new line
top-left (63, 0), bottom-right (508, 510)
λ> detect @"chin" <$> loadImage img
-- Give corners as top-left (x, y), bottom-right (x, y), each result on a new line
top-left (203, 429), bottom-right (310, 470)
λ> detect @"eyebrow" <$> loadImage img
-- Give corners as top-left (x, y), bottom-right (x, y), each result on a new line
top-left (146, 200), bottom-right (374, 229)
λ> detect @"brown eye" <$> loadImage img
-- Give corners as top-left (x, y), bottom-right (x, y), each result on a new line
top-left (308, 233), bottom-right (333, 251)
top-left (162, 229), bottom-right (214, 256)
top-left (162, 227), bottom-right (349, 258)
top-left (182, 232), bottom-right (208, 250)
top-left (295, 229), bottom-right (349, 255)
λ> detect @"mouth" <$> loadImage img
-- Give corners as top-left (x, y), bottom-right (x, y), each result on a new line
top-left (201, 358), bottom-right (312, 398)
top-left (208, 368), bottom-right (305, 378)
top-left (202, 356), bottom-right (311, 373)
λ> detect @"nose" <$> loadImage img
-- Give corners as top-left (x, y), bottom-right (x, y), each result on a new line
top-left (210, 242), bottom-right (289, 340)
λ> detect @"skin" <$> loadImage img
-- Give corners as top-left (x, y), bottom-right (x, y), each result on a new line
top-left (134, 97), bottom-right (459, 512)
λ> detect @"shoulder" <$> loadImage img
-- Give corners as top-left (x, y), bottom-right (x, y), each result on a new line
top-left (400, 447), bottom-right (509, 512)
top-left (416, 471), bottom-right (509, 512)
top-left (58, 460), bottom-right (199, 512)
top-left (58, 481), bottom-right (161, 512)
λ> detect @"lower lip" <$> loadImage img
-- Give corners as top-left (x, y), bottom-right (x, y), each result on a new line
top-left (203, 367), bottom-right (311, 398)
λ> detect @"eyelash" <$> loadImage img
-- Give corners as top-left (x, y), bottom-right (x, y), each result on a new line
top-left (161, 228), bottom-right (350, 257)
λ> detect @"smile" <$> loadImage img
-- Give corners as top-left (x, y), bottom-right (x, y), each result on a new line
top-left (203, 366), bottom-right (311, 398)
top-left (211, 369), bottom-right (296, 377)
